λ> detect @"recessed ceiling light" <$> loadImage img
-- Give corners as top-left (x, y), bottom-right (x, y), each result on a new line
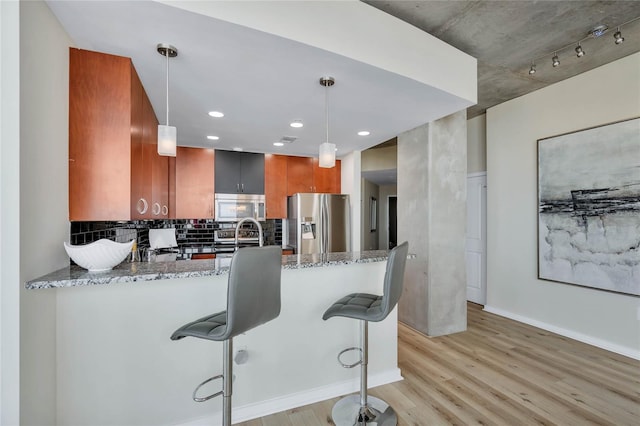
top-left (273, 142), bottom-right (284, 147)
top-left (232, 147), bottom-right (243, 152)
top-left (207, 135), bottom-right (219, 140)
top-left (357, 131), bottom-right (370, 136)
top-left (290, 120), bottom-right (303, 128)
top-left (208, 111), bottom-right (224, 118)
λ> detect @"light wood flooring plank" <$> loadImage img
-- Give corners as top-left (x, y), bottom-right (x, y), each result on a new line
top-left (236, 302), bottom-right (640, 426)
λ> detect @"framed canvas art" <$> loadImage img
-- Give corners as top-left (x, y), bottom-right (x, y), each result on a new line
top-left (537, 117), bottom-right (640, 296)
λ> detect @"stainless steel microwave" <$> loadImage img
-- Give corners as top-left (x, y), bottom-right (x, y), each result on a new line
top-left (214, 193), bottom-right (265, 222)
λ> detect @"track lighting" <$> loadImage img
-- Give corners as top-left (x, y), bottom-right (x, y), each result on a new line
top-left (525, 16), bottom-right (638, 75)
top-left (614, 27), bottom-right (624, 44)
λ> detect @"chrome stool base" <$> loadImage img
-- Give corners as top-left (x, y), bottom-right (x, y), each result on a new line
top-left (331, 395), bottom-right (398, 426)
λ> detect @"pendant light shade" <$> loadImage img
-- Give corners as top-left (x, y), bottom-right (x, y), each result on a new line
top-left (158, 125), bottom-right (177, 156)
top-left (318, 76), bottom-right (336, 169)
top-left (157, 43), bottom-right (178, 157)
top-left (319, 142), bottom-right (336, 168)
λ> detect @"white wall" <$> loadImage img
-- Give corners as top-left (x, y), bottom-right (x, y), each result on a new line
top-left (1, 1), bottom-right (21, 423)
top-left (361, 145), bottom-right (397, 172)
top-left (467, 114), bottom-right (486, 173)
top-left (19, 1), bottom-right (73, 423)
top-left (486, 53), bottom-right (640, 358)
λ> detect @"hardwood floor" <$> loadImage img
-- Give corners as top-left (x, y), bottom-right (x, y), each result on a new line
top-left (238, 303), bottom-right (639, 425)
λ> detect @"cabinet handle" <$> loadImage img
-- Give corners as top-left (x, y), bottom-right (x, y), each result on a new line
top-left (136, 198), bottom-right (149, 214)
top-left (236, 183), bottom-right (240, 192)
top-left (162, 205), bottom-right (168, 216)
top-left (241, 183), bottom-right (244, 193)
top-left (152, 202), bottom-right (161, 216)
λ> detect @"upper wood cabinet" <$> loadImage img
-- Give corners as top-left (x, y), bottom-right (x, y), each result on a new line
top-left (265, 154), bottom-right (288, 219)
top-left (143, 91), bottom-right (171, 219)
top-left (286, 156), bottom-right (314, 195)
top-left (175, 147), bottom-right (215, 219)
top-left (312, 158), bottom-right (341, 193)
top-left (215, 150), bottom-right (264, 194)
top-left (69, 48), bottom-right (170, 221)
top-left (286, 156), bottom-right (341, 197)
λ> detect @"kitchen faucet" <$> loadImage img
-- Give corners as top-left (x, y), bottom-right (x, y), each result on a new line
top-left (235, 217), bottom-right (263, 249)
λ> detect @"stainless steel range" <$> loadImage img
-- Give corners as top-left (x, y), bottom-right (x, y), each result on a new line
top-left (214, 226), bottom-right (261, 255)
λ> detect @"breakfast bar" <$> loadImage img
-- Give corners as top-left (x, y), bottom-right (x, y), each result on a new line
top-left (27, 252), bottom-right (407, 426)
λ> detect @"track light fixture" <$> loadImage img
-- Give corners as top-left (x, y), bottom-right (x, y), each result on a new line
top-left (525, 16), bottom-right (638, 75)
top-left (614, 27), bottom-right (624, 44)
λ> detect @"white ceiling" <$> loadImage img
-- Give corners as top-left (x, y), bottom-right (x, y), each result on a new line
top-left (46, 0), bottom-right (473, 159)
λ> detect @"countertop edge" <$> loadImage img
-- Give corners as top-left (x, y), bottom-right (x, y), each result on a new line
top-left (26, 251), bottom-right (410, 290)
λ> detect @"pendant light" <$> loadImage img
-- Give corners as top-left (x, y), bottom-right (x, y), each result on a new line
top-left (318, 76), bottom-right (336, 168)
top-left (157, 43), bottom-right (178, 157)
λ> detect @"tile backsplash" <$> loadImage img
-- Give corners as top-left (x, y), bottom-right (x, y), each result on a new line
top-left (70, 219), bottom-right (283, 251)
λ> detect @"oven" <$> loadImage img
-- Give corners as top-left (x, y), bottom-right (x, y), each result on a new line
top-left (214, 193), bottom-right (265, 222)
top-left (214, 227), bottom-right (262, 256)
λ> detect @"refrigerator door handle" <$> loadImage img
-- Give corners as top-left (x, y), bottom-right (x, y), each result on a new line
top-left (323, 194), bottom-right (329, 254)
top-left (319, 195), bottom-right (324, 254)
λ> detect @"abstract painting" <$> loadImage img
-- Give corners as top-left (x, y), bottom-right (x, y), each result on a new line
top-left (538, 117), bottom-right (640, 296)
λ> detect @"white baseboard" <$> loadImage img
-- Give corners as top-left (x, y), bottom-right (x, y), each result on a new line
top-left (175, 368), bottom-right (403, 426)
top-left (483, 305), bottom-right (640, 361)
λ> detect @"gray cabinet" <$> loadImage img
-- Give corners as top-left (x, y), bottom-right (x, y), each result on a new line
top-left (215, 150), bottom-right (265, 194)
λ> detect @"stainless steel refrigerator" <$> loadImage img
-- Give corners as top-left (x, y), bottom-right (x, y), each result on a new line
top-left (288, 193), bottom-right (351, 254)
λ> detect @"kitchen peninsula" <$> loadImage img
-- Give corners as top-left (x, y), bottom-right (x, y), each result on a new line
top-left (26, 251), bottom-right (409, 425)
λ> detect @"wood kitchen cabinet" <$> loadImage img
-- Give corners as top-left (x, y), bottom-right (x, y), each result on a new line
top-left (215, 150), bottom-right (264, 194)
top-left (286, 156), bottom-right (314, 195)
top-left (69, 48), bottom-right (171, 220)
top-left (265, 154), bottom-right (288, 219)
top-left (312, 158), bottom-right (341, 193)
top-left (175, 147), bottom-right (215, 219)
top-left (286, 156), bottom-right (341, 196)
top-left (144, 91), bottom-right (171, 219)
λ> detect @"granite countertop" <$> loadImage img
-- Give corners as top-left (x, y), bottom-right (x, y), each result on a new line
top-left (26, 250), bottom-right (397, 290)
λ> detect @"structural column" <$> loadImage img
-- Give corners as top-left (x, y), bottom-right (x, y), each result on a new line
top-left (397, 111), bottom-right (467, 336)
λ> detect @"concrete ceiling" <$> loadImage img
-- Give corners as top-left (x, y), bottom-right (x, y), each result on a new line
top-left (362, 0), bottom-right (640, 185)
top-left (363, 0), bottom-right (640, 119)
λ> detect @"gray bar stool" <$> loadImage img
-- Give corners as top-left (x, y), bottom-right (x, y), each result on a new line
top-left (171, 246), bottom-right (282, 426)
top-left (322, 241), bottom-right (409, 426)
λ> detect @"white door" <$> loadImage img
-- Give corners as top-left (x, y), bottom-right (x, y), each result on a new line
top-left (466, 173), bottom-right (487, 304)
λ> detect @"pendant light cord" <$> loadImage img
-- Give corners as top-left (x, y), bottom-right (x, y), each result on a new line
top-left (165, 51), bottom-right (170, 126)
top-left (325, 82), bottom-right (329, 144)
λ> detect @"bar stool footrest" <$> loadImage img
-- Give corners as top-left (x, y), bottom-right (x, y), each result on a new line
top-left (337, 346), bottom-right (363, 368)
top-left (192, 374), bottom-right (224, 402)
